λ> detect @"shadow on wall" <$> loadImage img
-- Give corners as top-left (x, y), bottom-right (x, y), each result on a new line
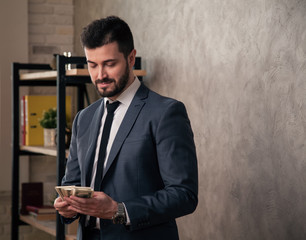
top-left (220, 132), bottom-right (306, 239)
top-left (144, 57), bottom-right (176, 98)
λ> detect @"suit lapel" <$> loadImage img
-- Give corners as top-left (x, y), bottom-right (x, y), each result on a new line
top-left (103, 84), bottom-right (149, 178)
top-left (84, 99), bottom-right (105, 186)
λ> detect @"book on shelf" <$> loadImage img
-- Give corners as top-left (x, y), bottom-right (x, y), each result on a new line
top-left (21, 96), bottom-right (26, 145)
top-left (26, 205), bottom-right (56, 214)
top-left (21, 182), bottom-right (43, 215)
top-left (28, 211), bottom-right (56, 221)
top-left (22, 95), bottom-right (72, 146)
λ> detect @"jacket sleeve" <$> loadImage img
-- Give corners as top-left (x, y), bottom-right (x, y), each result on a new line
top-left (59, 111), bottom-right (82, 224)
top-left (61, 111), bottom-right (82, 186)
top-left (124, 100), bottom-right (198, 231)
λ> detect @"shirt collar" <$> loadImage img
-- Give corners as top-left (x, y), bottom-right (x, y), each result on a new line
top-left (104, 77), bottom-right (141, 107)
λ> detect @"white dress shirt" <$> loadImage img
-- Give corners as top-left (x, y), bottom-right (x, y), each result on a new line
top-left (89, 77), bottom-right (141, 228)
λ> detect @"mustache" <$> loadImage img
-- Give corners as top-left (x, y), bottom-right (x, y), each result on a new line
top-left (95, 78), bottom-right (115, 84)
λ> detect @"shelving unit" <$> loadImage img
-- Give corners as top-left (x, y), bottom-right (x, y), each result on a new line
top-left (11, 55), bottom-right (146, 240)
top-left (11, 55), bottom-right (90, 240)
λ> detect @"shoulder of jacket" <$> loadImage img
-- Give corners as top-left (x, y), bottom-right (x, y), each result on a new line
top-left (77, 98), bottom-right (103, 120)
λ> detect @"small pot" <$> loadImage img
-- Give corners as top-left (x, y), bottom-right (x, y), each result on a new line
top-left (43, 128), bottom-right (56, 147)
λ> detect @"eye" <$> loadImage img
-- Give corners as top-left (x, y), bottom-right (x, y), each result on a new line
top-left (89, 63), bottom-right (97, 69)
top-left (105, 61), bottom-right (116, 67)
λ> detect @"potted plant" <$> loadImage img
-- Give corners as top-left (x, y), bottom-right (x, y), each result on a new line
top-left (39, 108), bottom-right (57, 147)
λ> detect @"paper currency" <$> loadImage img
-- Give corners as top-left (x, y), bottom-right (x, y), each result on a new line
top-left (55, 186), bottom-right (93, 199)
top-left (73, 187), bottom-right (94, 198)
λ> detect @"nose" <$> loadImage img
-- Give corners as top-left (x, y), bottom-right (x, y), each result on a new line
top-left (98, 66), bottom-right (107, 80)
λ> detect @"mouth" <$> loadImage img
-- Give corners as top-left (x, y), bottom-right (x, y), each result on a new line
top-left (95, 79), bottom-right (114, 88)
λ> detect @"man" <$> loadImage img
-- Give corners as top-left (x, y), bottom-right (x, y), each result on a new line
top-left (54, 16), bottom-right (198, 240)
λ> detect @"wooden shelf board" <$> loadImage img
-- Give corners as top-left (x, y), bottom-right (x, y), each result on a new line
top-left (20, 71), bottom-right (57, 80)
top-left (20, 69), bottom-right (147, 80)
top-left (20, 145), bottom-right (69, 158)
top-left (66, 234), bottom-right (77, 240)
top-left (20, 215), bottom-right (56, 236)
top-left (20, 215), bottom-right (77, 240)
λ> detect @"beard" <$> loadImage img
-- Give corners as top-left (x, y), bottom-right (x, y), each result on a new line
top-left (94, 62), bottom-right (130, 98)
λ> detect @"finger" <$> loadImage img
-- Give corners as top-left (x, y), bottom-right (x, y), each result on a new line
top-left (60, 211), bottom-right (77, 218)
top-left (92, 191), bottom-right (104, 197)
top-left (69, 195), bottom-right (93, 203)
top-left (68, 205), bottom-right (85, 215)
top-left (67, 200), bottom-right (95, 213)
top-left (67, 196), bottom-right (97, 210)
top-left (54, 197), bottom-right (62, 203)
top-left (55, 200), bottom-right (69, 209)
top-left (58, 207), bottom-right (78, 217)
top-left (68, 205), bottom-right (98, 217)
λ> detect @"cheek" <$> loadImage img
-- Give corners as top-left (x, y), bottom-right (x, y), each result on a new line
top-left (108, 67), bottom-right (121, 78)
top-left (88, 68), bottom-right (98, 80)
top-left (109, 63), bottom-right (127, 78)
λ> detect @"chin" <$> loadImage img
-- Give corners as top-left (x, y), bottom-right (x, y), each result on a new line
top-left (98, 91), bottom-right (116, 98)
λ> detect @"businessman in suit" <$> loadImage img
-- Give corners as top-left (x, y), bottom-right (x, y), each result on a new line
top-left (54, 16), bottom-right (198, 240)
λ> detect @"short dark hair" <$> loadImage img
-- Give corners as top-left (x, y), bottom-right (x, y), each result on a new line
top-left (81, 16), bottom-right (134, 58)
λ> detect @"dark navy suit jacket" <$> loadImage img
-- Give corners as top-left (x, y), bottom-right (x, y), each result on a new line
top-left (62, 83), bottom-right (198, 240)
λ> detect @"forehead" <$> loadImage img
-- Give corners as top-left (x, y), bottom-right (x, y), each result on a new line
top-left (84, 42), bottom-right (124, 62)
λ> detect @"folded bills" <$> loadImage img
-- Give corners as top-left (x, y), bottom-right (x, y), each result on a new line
top-left (55, 186), bottom-right (93, 199)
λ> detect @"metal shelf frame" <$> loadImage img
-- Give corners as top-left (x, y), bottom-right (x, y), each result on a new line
top-left (11, 56), bottom-right (91, 240)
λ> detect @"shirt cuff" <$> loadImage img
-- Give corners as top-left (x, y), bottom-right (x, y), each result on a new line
top-left (122, 202), bottom-right (131, 225)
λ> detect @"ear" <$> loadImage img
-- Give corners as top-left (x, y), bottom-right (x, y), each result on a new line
top-left (128, 49), bottom-right (136, 68)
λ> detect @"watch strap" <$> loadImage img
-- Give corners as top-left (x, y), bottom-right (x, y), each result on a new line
top-left (112, 202), bottom-right (126, 224)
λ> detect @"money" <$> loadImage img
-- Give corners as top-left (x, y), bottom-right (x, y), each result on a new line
top-left (55, 186), bottom-right (93, 200)
top-left (73, 187), bottom-right (94, 198)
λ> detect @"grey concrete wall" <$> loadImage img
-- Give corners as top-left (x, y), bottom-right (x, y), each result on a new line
top-left (74, 0), bottom-right (306, 239)
top-left (0, 0), bottom-right (28, 191)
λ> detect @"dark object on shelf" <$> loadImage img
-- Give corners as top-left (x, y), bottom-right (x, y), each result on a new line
top-left (135, 56), bottom-right (141, 69)
top-left (20, 182), bottom-right (43, 215)
top-left (135, 57), bottom-right (142, 81)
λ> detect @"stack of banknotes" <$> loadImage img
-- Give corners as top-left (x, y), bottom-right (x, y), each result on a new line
top-left (55, 186), bottom-right (93, 199)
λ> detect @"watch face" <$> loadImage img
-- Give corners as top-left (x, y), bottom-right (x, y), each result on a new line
top-left (114, 215), bottom-right (125, 224)
top-left (113, 203), bottom-right (126, 224)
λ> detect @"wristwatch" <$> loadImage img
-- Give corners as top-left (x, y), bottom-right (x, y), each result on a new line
top-left (112, 202), bottom-right (126, 224)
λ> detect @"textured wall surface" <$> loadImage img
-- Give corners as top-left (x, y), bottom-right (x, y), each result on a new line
top-left (74, 0), bottom-right (306, 239)
top-left (28, 0), bottom-right (74, 64)
top-left (0, 0), bottom-right (28, 191)
top-left (27, 0), bottom-right (76, 212)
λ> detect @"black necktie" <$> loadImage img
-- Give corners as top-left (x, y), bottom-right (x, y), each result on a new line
top-left (94, 100), bottom-right (120, 191)
top-left (88, 101), bottom-right (120, 228)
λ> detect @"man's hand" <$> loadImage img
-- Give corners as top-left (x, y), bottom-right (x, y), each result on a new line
top-left (64, 191), bottom-right (118, 219)
top-left (54, 197), bottom-right (78, 218)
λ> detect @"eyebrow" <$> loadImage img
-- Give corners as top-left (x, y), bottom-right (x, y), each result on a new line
top-left (87, 59), bottom-right (117, 64)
